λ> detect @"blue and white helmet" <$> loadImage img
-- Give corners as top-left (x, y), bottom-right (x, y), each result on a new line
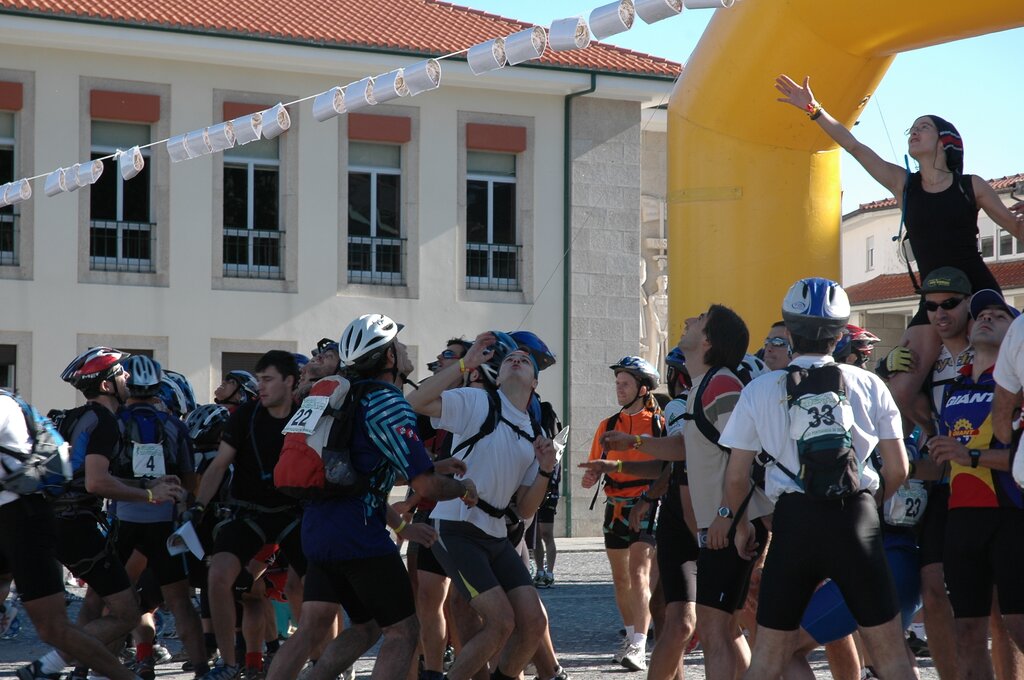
top-left (123, 355), bottom-right (163, 396)
top-left (610, 356), bottom-right (660, 390)
top-left (781, 277), bottom-right (851, 341)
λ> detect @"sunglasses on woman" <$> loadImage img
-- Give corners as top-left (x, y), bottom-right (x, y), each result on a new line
top-left (924, 296), bottom-right (965, 312)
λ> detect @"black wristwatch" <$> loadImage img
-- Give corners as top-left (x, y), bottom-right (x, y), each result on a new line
top-left (717, 506), bottom-right (734, 519)
top-left (969, 450), bottom-right (981, 469)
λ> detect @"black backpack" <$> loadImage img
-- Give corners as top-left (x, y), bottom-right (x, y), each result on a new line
top-left (0, 390), bottom-right (72, 496)
top-left (785, 364), bottom-right (860, 500)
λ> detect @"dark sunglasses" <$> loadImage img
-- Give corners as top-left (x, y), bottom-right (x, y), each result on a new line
top-left (924, 296), bottom-right (965, 312)
top-left (439, 349), bottom-right (460, 360)
top-left (764, 337), bottom-right (790, 349)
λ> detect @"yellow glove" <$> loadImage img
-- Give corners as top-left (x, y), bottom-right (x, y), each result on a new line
top-left (886, 346), bottom-right (914, 374)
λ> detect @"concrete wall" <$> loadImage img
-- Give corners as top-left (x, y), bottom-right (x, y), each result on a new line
top-left (565, 96), bottom-right (642, 537)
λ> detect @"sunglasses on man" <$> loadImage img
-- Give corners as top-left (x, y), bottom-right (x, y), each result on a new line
top-left (764, 337), bottom-right (791, 349)
top-left (924, 296), bottom-right (965, 312)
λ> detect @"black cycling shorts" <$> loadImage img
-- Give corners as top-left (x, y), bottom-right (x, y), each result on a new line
top-left (55, 512), bottom-right (132, 598)
top-left (431, 519), bottom-right (532, 600)
top-left (655, 509), bottom-right (698, 604)
top-left (0, 495), bottom-right (65, 602)
top-left (917, 484), bottom-right (949, 567)
top-left (212, 510), bottom-right (306, 577)
top-left (603, 500), bottom-right (656, 551)
top-left (304, 552), bottom-right (415, 628)
top-left (757, 492), bottom-right (899, 631)
top-left (943, 507), bottom-right (1024, 618)
top-left (113, 520), bottom-right (187, 587)
top-left (697, 517), bottom-right (769, 613)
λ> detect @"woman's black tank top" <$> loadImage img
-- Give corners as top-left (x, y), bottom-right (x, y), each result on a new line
top-left (904, 172), bottom-right (999, 293)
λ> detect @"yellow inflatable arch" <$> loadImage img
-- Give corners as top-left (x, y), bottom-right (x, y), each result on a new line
top-left (667, 1), bottom-right (1024, 345)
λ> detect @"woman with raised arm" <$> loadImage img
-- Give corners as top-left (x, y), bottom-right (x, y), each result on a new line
top-left (775, 74), bottom-right (1024, 434)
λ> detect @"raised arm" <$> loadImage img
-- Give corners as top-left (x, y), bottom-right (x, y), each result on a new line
top-left (775, 74), bottom-right (906, 197)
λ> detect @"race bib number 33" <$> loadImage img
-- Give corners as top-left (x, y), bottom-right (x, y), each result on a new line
top-left (283, 396), bottom-right (330, 436)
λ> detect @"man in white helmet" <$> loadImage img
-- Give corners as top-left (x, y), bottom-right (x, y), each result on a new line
top-left (717, 277), bottom-right (914, 680)
top-left (265, 314), bottom-right (476, 680)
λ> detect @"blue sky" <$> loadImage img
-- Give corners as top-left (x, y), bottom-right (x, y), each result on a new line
top-left (460, 2), bottom-right (1024, 213)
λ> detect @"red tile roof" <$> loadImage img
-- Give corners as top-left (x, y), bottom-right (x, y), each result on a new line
top-left (847, 259), bottom-right (1024, 305)
top-left (0, 0), bottom-right (682, 78)
top-left (853, 173), bottom-right (1024, 214)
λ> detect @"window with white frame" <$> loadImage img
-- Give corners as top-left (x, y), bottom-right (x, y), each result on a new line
top-left (347, 142), bottom-right (404, 285)
top-left (981, 235), bottom-right (994, 259)
top-left (865, 235), bottom-right (874, 271)
top-left (223, 137), bottom-right (281, 279)
top-left (90, 121), bottom-right (153, 272)
top-left (0, 112), bottom-right (17, 266)
top-left (466, 151), bottom-right (519, 291)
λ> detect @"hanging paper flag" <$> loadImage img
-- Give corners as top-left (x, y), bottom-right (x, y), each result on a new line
top-left (683, 0), bottom-right (733, 7)
top-left (468, 38), bottom-right (507, 75)
top-left (635, 0), bottom-right (682, 23)
top-left (505, 27), bottom-right (548, 65)
top-left (261, 103), bottom-right (290, 140)
top-left (118, 146), bottom-right (145, 181)
top-left (590, 0), bottom-right (634, 39)
top-left (74, 160), bottom-right (103, 187)
top-left (233, 114), bottom-right (262, 146)
top-left (0, 180), bottom-right (31, 207)
top-left (403, 59), bottom-right (442, 96)
top-left (374, 70), bottom-right (410, 103)
top-left (549, 16), bottom-right (591, 51)
top-left (312, 87), bottom-right (346, 122)
top-left (184, 129), bottom-right (213, 157)
top-left (344, 78), bottom-right (377, 113)
top-left (207, 122), bottom-right (236, 152)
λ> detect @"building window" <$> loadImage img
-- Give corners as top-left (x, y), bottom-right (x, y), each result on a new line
top-left (0, 343), bottom-right (14, 391)
top-left (90, 121), bottom-right (153, 272)
top-left (223, 137), bottom-right (281, 279)
top-left (981, 236), bottom-right (994, 259)
top-left (1000, 233), bottom-right (1014, 257)
top-left (466, 151), bottom-right (520, 291)
top-left (347, 142), bottom-right (405, 285)
top-left (865, 235), bottom-right (874, 271)
top-left (0, 112), bottom-right (17, 266)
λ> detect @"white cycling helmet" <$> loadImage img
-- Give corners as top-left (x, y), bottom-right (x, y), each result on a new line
top-left (339, 313), bottom-right (403, 372)
top-left (782, 277), bottom-right (851, 341)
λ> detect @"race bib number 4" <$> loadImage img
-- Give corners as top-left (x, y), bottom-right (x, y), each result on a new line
top-left (283, 396), bottom-right (330, 436)
top-left (132, 442), bottom-right (166, 478)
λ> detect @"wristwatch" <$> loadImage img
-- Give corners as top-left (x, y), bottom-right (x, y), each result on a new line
top-left (969, 450), bottom-right (981, 469)
top-left (717, 506), bottom-right (734, 519)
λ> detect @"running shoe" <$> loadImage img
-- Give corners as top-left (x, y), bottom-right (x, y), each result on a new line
top-left (16, 661), bottom-right (63, 680)
top-left (201, 663), bottom-right (240, 680)
top-left (612, 636), bottom-right (631, 664)
top-left (906, 631), bottom-right (930, 658)
top-left (620, 642), bottom-right (647, 672)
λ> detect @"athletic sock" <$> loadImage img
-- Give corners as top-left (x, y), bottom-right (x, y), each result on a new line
top-left (245, 652), bottom-right (263, 670)
top-left (40, 651), bottom-right (68, 674)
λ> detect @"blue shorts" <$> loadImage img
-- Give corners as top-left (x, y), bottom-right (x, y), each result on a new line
top-left (801, 533), bottom-right (921, 644)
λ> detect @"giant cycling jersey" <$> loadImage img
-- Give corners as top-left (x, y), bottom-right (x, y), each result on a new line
top-left (939, 366), bottom-right (1023, 510)
top-left (302, 381), bottom-right (433, 561)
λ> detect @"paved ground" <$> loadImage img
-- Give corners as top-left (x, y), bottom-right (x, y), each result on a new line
top-left (0, 537), bottom-right (939, 679)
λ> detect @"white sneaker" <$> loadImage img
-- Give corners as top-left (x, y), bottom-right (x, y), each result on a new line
top-left (612, 636), bottom-right (631, 664)
top-left (620, 642), bottom-right (647, 672)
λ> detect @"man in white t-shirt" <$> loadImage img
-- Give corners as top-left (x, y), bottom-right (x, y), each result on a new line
top-left (717, 277), bottom-right (915, 680)
top-left (408, 331), bottom-right (557, 680)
